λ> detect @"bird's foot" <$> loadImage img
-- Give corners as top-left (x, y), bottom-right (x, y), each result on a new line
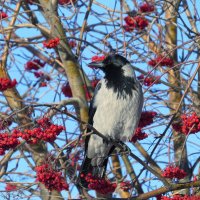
top-left (118, 142), bottom-right (131, 155)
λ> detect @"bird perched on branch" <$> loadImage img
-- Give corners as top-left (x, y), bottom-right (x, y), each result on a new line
top-left (80, 54), bottom-right (143, 187)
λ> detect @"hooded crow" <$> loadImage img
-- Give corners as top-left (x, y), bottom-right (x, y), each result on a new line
top-left (80, 54), bottom-right (143, 187)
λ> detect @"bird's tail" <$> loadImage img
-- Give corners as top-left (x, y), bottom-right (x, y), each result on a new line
top-left (78, 156), bottom-right (108, 188)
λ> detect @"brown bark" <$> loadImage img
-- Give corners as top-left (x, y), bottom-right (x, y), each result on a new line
top-left (165, 0), bottom-right (190, 193)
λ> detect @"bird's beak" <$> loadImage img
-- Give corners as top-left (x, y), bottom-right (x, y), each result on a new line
top-left (88, 61), bottom-right (105, 69)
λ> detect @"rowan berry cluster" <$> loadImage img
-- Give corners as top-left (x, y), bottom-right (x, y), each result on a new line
top-left (138, 111), bottom-right (157, 128)
top-left (139, 2), bottom-right (155, 13)
top-left (69, 40), bottom-right (77, 48)
top-left (35, 163), bottom-right (69, 191)
top-left (0, 78), bottom-right (17, 91)
top-left (162, 165), bottom-right (187, 179)
top-left (160, 195), bottom-right (200, 200)
top-left (19, 117), bottom-right (64, 144)
top-left (131, 127), bottom-right (148, 143)
top-left (88, 55), bottom-right (106, 68)
top-left (137, 74), bottom-right (160, 86)
top-left (25, 59), bottom-right (45, 71)
top-left (0, 132), bottom-right (20, 155)
top-left (120, 181), bottom-right (132, 192)
top-left (5, 183), bottom-right (17, 191)
top-left (91, 55), bottom-right (105, 62)
top-left (124, 15), bottom-right (149, 31)
top-left (131, 111), bottom-right (157, 142)
top-left (43, 38), bottom-right (60, 49)
top-left (84, 79), bottom-right (100, 100)
top-left (148, 56), bottom-right (174, 67)
top-left (80, 173), bottom-right (117, 194)
top-left (62, 78), bottom-right (100, 100)
top-left (69, 153), bottom-right (81, 169)
top-left (58, 0), bottom-right (76, 5)
top-left (62, 82), bottom-right (73, 97)
top-left (0, 11), bottom-right (8, 19)
top-left (34, 71), bottom-right (51, 80)
top-left (172, 112), bottom-right (200, 135)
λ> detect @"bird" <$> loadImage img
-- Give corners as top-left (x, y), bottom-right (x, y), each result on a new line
top-left (79, 54), bottom-right (143, 187)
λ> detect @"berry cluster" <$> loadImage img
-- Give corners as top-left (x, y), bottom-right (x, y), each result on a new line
top-left (19, 117), bottom-right (64, 144)
top-left (69, 40), bottom-right (77, 48)
top-left (25, 59), bottom-right (45, 71)
top-left (5, 183), bottom-right (17, 191)
top-left (162, 165), bottom-right (187, 179)
top-left (81, 173), bottom-right (117, 194)
top-left (0, 132), bottom-right (20, 155)
top-left (131, 127), bottom-right (148, 143)
top-left (124, 15), bottom-right (149, 31)
top-left (91, 55), bottom-right (105, 62)
top-left (120, 181), bottom-right (132, 192)
top-left (0, 11), bottom-right (8, 19)
top-left (0, 118), bottom-right (12, 130)
top-left (91, 79), bottom-right (99, 88)
top-left (43, 38), bottom-right (60, 49)
top-left (84, 79), bottom-right (100, 100)
top-left (160, 195), bottom-right (200, 200)
top-left (62, 78), bottom-right (100, 100)
top-left (0, 78), bottom-right (17, 91)
top-left (172, 112), bottom-right (200, 135)
top-left (131, 111), bottom-right (157, 143)
top-left (34, 71), bottom-right (51, 87)
top-left (69, 153), bottom-right (81, 169)
top-left (139, 2), bottom-right (155, 13)
top-left (58, 0), bottom-right (76, 5)
top-left (34, 71), bottom-right (50, 80)
top-left (148, 56), bottom-right (174, 68)
top-left (137, 74), bottom-right (160, 86)
top-left (62, 82), bottom-right (73, 97)
top-left (89, 55), bottom-right (106, 68)
top-left (138, 111), bottom-right (157, 128)
top-left (35, 163), bottom-right (69, 191)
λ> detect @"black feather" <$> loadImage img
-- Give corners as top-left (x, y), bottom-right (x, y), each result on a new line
top-left (79, 82), bottom-right (104, 188)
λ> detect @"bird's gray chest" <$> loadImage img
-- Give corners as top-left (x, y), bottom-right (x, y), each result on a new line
top-left (93, 81), bottom-right (140, 140)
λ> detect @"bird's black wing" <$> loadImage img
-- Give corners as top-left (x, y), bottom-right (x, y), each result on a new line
top-left (85, 81), bottom-right (102, 151)
top-left (79, 82), bottom-right (102, 187)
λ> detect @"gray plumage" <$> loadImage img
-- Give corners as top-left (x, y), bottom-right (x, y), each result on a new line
top-left (80, 54), bottom-right (143, 187)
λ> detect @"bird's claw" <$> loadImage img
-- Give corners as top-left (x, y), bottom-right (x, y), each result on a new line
top-left (118, 142), bottom-right (131, 155)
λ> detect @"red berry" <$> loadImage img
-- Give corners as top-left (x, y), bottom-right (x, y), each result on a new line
top-left (137, 74), bottom-right (160, 86)
top-left (69, 40), bottom-right (77, 48)
top-left (138, 111), bottom-right (157, 128)
top-left (162, 165), bottom-right (187, 179)
top-left (0, 132), bottom-right (20, 155)
top-left (139, 2), bottom-right (155, 13)
top-left (148, 56), bottom-right (174, 67)
top-left (35, 163), bottom-right (69, 191)
top-left (43, 38), bottom-right (60, 49)
top-left (172, 112), bottom-right (200, 135)
top-left (124, 16), bottom-right (149, 31)
top-left (5, 183), bottom-right (17, 191)
top-left (25, 59), bottom-right (45, 71)
top-left (81, 173), bottom-right (116, 194)
top-left (62, 82), bottom-right (72, 97)
top-left (0, 78), bottom-right (17, 91)
top-left (0, 12), bottom-right (8, 19)
top-left (131, 127), bottom-right (148, 143)
top-left (20, 118), bottom-right (64, 144)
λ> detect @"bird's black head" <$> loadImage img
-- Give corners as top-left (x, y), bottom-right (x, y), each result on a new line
top-left (88, 54), bottom-right (130, 72)
top-left (88, 54), bottom-right (136, 98)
